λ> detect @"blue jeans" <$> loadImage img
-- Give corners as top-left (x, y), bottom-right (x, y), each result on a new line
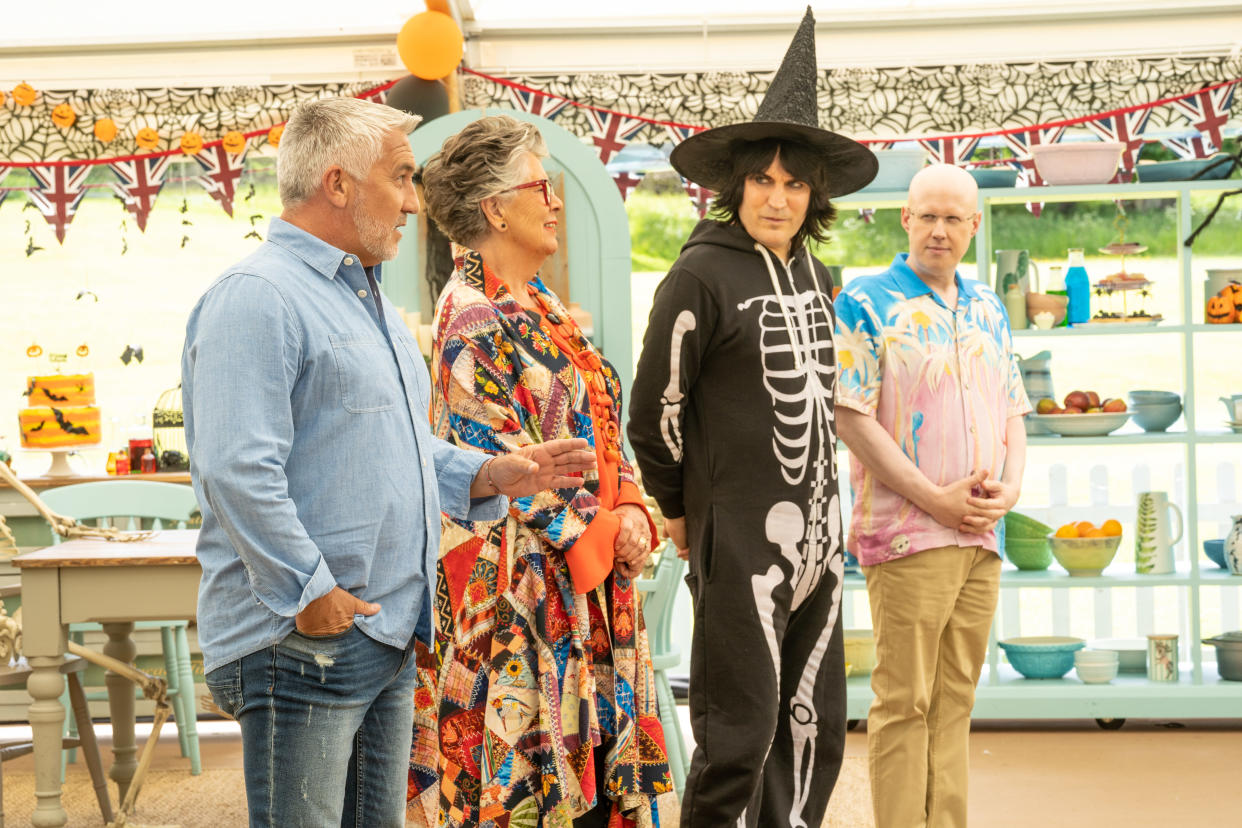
top-left (205, 625), bottom-right (417, 827)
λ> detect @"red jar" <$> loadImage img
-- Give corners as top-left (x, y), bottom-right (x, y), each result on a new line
top-left (128, 438), bottom-right (153, 475)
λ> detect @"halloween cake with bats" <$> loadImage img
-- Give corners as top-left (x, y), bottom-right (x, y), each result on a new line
top-left (18, 374), bottom-right (101, 448)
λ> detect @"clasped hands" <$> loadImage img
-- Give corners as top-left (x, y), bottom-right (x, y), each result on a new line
top-left (929, 469), bottom-right (1019, 534)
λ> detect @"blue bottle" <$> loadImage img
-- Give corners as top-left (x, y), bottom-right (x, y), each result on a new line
top-left (1065, 248), bottom-right (1091, 326)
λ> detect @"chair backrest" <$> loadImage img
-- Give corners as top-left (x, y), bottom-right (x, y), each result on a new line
top-left (641, 542), bottom-right (686, 659)
top-left (40, 481), bottom-right (199, 542)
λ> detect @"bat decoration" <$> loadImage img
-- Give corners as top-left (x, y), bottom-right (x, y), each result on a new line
top-left (244, 229), bottom-right (263, 241)
top-left (51, 408), bottom-right (90, 435)
top-left (39, 387), bottom-right (69, 402)
top-left (179, 198), bottom-right (189, 214)
top-left (22, 378), bottom-right (35, 396)
top-left (75, 290), bottom-right (98, 302)
top-left (119, 344), bottom-right (144, 365)
top-left (244, 182), bottom-right (256, 202)
top-left (29, 420), bottom-right (45, 432)
top-left (180, 235), bottom-right (189, 248)
top-left (249, 214), bottom-right (263, 226)
top-left (22, 200), bottom-right (37, 212)
top-left (25, 238), bottom-right (44, 257)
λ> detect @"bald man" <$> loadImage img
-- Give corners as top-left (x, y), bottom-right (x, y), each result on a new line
top-left (833, 165), bottom-right (1030, 827)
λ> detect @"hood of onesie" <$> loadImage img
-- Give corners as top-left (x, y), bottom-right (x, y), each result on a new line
top-left (678, 218), bottom-right (810, 267)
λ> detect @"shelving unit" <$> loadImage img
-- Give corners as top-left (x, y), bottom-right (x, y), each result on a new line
top-left (834, 178), bottom-right (1242, 724)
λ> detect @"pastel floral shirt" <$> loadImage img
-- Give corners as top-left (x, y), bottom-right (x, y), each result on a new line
top-left (834, 253), bottom-right (1031, 566)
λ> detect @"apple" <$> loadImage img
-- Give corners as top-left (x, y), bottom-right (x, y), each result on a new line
top-left (1064, 406), bottom-right (1084, 414)
top-left (1064, 390), bottom-right (1090, 411)
top-left (1102, 398), bottom-right (1127, 413)
top-left (1035, 398), bottom-right (1057, 414)
top-left (1086, 406), bottom-right (1102, 413)
top-left (1086, 390), bottom-right (1101, 408)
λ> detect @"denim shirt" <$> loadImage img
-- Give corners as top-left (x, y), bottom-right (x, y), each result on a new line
top-left (183, 218), bottom-right (504, 674)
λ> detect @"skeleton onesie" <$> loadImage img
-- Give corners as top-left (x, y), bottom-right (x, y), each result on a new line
top-left (629, 220), bottom-right (847, 828)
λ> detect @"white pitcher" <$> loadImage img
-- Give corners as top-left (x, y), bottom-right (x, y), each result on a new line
top-left (1135, 491), bottom-right (1183, 575)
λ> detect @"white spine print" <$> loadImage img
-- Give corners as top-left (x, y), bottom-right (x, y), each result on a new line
top-left (659, 309), bottom-right (697, 462)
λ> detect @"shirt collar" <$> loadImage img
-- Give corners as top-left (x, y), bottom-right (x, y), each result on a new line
top-left (266, 217), bottom-right (382, 283)
top-left (888, 252), bottom-right (979, 304)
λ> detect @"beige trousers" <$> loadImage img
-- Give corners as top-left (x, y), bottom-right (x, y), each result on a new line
top-left (863, 545), bottom-right (1001, 828)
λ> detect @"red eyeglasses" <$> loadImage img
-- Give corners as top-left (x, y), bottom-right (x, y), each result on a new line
top-left (502, 178), bottom-right (552, 206)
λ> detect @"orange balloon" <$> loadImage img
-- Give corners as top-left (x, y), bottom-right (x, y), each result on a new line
top-left (180, 131), bottom-right (204, 156)
top-left (135, 127), bottom-right (160, 150)
top-left (94, 118), bottom-right (117, 143)
top-left (268, 124), bottom-right (285, 148)
top-left (396, 11), bottom-right (463, 80)
top-left (12, 82), bottom-right (36, 107)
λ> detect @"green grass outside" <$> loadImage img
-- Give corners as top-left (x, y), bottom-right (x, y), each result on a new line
top-left (627, 186), bottom-right (1242, 272)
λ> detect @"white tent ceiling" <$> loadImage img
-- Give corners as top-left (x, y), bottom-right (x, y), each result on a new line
top-left (4, 0), bottom-right (1240, 89)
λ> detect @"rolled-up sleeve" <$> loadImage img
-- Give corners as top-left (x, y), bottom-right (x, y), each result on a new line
top-left (431, 437), bottom-right (506, 521)
top-left (182, 273), bottom-right (336, 617)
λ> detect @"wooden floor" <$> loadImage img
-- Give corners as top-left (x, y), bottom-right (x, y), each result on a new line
top-left (4, 714), bottom-right (1241, 826)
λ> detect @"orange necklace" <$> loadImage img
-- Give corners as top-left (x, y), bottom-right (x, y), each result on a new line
top-left (524, 282), bottom-right (622, 464)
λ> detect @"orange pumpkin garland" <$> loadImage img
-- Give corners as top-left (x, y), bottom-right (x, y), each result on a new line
top-left (94, 118), bottom-right (117, 143)
top-left (135, 127), bottom-right (160, 150)
top-left (179, 131), bottom-right (204, 155)
top-left (12, 82), bottom-right (36, 106)
top-left (267, 124), bottom-right (285, 148)
top-left (221, 130), bottom-right (246, 154)
top-left (51, 102), bottom-right (76, 129)
top-left (1206, 294), bottom-right (1236, 324)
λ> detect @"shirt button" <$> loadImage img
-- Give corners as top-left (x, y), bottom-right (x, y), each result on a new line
top-left (344, 256), bottom-right (355, 266)
top-left (358, 289), bottom-right (368, 298)
top-left (963, 381), bottom-right (970, 390)
top-left (970, 425), bottom-right (977, 434)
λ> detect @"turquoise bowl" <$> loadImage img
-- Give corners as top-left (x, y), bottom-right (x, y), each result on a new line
top-left (1204, 539), bottom-right (1227, 569)
top-left (999, 636), bottom-right (1085, 678)
top-left (969, 168), bottom-right (1019, 188)
top-left (1135, 156), bottom-right (1235, 182)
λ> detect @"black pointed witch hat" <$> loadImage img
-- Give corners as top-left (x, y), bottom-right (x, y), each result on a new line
top-left (670, 6), bottom-right (877, 197)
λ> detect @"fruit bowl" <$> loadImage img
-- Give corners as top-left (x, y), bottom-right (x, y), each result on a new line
top-left (998, 636), bottom-right (1085, 678)
top-left (1048, 533), bottom-right (1123, 576)
top-left (1028, 411), bottom-right (1130, 437)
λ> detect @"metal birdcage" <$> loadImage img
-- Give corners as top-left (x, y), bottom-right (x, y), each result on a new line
top-left (153, 382), bottom-right (188, 471)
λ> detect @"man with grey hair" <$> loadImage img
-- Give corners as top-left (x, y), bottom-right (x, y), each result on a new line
top-left (182, 96), bottom-right (596, 827)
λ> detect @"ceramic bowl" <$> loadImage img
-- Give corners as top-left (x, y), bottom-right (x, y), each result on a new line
top-left (968, 167), bottom-right (1019, 188)
top-left (1127, 390), bottom-right (1180, 405)
top-left (1005, 537), bottom-right (1053, 571)
top-left (844, 630), bottom-right (877, 675)
top-left (1026, 292), bottom-right (1068, 327)
top-left (862, 149), bottom-right (927, 192)
top-left (1031, 142), bottom-right (1123, 185)
top-left (1004, 511), bottom-right (1054, 539)
top-left (1135, 156), bottom-right (1236, 182)
top-left (1048, 534), bottom-right (1123, 576)
top-left (1204, 539), bottom-right (1227, 569)
top-left (1074, 649), bottom-right (1120, 665)
top-left (1202, 634), bottom-right (1242, 681)
top-left (1029, 412), bottom-right (1130, 437)
top-left (1130, 401), bottom-right (1182, 432)
top-left (1091, 638), bottom-right (1147, 672)
top-left (998, 636), bottom-right (1086, 678)
top-left (1075, 661), bottom-right (1120, 684)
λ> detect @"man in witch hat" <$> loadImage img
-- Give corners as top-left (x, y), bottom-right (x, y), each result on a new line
top-left (628, 8), bottom-right (876, 826)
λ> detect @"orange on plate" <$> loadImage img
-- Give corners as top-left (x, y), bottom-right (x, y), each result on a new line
top-left (1101, 519), bottom-right (1123, 537)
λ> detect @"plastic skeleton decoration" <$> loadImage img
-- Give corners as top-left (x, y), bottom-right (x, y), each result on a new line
top-left (738, 244), bottom-right (845, 828)
top-left (658, 310), bottom-right (697, 462)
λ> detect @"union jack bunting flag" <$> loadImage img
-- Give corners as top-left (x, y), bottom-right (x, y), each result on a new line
top-left (505, 86), bottom-right (572, 121)
top-left (916, 135), bottom-right (980, 166)
top-left (1162, 135), bottom-right (1212, 160)
top-left (28, 164), bottom-right (92, 244)
top-left (110, 156), bottom-right (174, 232)
top-left (682, 177), bottom-right (713, 219)
top-left (194, 144), bottom-right (248, 217)
top-left (1001, 125), bottom-right (1066, 186)
top-left (1167, 82), bottom-right (1237, 154)
top-left (865, 140), bottom-right (897, 152)
top-left (612, 172), bottom-right (644, 201)
top-left (1084, 108), bottom-right (1152, 174)
top-left (583, 109), bottom-right (649, 165)
top-left (0, 166), bottom-right (9, 211)
top-left (662, 123), bottom-right (703, 147)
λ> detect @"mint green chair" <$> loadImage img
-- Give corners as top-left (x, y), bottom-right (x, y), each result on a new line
top-left (638, 543), bottom-right (690, 796)
top-left (40, 480), bottom-right (202, 776)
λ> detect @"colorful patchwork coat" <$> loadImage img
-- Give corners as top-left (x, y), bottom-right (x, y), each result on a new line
top-left (408, 248), bottom-right (673, 828)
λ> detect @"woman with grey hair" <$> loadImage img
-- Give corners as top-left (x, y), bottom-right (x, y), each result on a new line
top-left (407, 114), bottom-right (673, 827)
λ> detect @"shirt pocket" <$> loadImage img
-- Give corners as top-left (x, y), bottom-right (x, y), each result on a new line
top-left (396, 335), bottom-right (432, 411)
top-left (329, 333), bottom-right (398, 413)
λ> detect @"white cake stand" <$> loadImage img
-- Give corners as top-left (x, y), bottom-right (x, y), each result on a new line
top-left (25, 447), bottom-right (93, 478)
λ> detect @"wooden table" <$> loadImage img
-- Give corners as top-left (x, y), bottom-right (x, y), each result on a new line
top-left (14, 530), bottom-right (200, 828)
